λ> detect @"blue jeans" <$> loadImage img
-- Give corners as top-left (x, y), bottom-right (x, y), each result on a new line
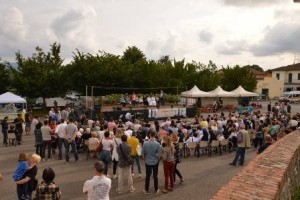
top-left (131, 155), bottom-right (141, 174)
top-left (232, 147), bottom-right (246, 165)
top-left (98, 150), bottom-right (112, 175)
top-left (57, 137), bottom-right (65, 159)
top-left (42, 140), bottom-right (51, 159)
top-left (145, 163), bottom-right (159, 192)
top-left (17, 184), bottom-right (28, 200)
top-left (64, 140), bottom-right (79, 162)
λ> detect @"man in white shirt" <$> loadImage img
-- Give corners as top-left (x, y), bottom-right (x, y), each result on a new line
top-left (55, 118), bottom-right (67, 160)
top-left (83, 161), bottom-right (111, 200)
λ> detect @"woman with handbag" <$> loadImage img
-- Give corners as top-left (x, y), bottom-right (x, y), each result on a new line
top-left (112, 129), bottom-right (123, 179)
top-left (171, 133), bottom-right (184, 184)
top-left (98, 131), bottom-right (113, 177)
top-left (116, 135), bottom-right (135, 193)
top-left (15, 154), bottom-right (41, 200)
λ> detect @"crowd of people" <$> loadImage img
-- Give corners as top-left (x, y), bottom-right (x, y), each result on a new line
top-left (1, 100), bottom-right (299, 199)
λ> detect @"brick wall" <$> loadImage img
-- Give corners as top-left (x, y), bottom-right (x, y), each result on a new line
top-left (211, 130), bottom-right (300, 200)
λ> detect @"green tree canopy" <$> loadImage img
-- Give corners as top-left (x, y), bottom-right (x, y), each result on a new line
top-left (221, 65), bottom-right (257, 92)
top-left (10, 42), bottom-right (64, 98)
top-left (0, 58), bottom-right (10, 94)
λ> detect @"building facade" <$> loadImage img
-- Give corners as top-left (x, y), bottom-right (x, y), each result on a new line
top-left (271, 63), bottom-right (300, 92)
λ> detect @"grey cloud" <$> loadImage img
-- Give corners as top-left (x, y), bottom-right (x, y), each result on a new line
top-left (250, 22), bottom-right (300, 56)
top-left (145, 31), bottom-right (188, 60)
top-left (51, 9), bottom-right (86, 38)
top-left (0, 7), bottom-right (26, 41)
top-left (198, 30), bottom-right (213, 44)
top-left (223, 0), bottom-right (282, 7)
top-left (216, 40), bottom-right (248, 55)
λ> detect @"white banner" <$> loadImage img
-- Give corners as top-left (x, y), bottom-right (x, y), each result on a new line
top-left (148, 108), bottom-right (186, 118)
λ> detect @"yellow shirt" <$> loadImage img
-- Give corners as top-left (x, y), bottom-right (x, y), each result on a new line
top-left (127, 136), bottom-right (139, 156)
top-left (200, 121), bottom-right (208, 128)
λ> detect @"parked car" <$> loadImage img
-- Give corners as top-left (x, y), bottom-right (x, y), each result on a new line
top-left (65, 91), bottom-right (80, 101)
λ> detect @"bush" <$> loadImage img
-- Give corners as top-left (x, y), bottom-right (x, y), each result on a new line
top-left (293, 187), bottom-right (300, 200)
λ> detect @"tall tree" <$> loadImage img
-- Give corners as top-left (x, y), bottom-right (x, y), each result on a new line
top-left (0, 58), bottom-right (10, 94)
top-left (221, 65), bottom-right (257, 91)
top-left (10, 42), bottom-right (64, 99)
top-left (122, 46), bottom-right (146, 64)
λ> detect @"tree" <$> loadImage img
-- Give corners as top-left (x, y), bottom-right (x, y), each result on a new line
top-left (0, 58), bottom-right (10, 94)
top-left (243, 64), bottom-right (264, 72)
top-left (221, 65), bottom-right (257, 91)
top-left (122, 46), bottom-right (146, 64)
top-left (10, 42), bottom-right (64, 99)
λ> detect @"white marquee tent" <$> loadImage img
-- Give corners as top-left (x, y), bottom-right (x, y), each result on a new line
top-left (230, 85), bottom-right (259, 97)
top-left (181, 85), bottom-right (213, 97)
top-left (0, 92), bottom-right (27, 104)
top-left (208, 86), bottom-right (238, 97)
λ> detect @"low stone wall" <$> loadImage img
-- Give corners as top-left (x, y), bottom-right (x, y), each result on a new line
top-left (211, 130), bottom-right (300, 200)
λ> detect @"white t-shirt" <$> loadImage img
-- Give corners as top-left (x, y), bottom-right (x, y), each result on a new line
top-left (83, 175), bottom-right (111, 200)
top-left (55, 123), bottom-right (67, 138)
top-left (41, 126), bottom-right (52, 141)
top-left (101, 138), bottom-right (113, 151)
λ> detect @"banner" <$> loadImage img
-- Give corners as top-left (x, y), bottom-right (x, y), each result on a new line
top-left (148, 108), bottom-right (186, 119)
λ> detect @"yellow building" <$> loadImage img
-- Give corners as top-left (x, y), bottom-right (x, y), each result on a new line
top-left (256, 77), bottom-right (284, 99)
top-left (271, 63), bottom-right (300, 92)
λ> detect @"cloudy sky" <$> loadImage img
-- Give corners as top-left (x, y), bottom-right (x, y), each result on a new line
top-left (0, 0), bottom-right (300, 69)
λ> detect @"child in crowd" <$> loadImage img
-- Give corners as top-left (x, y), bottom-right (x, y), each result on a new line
top-left (13, 152), bottom-right (29, 199)
top-left (35, 167), bottom-right (61, 200)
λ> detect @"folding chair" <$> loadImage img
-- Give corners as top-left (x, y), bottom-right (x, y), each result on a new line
top-left (199, 141), bottom-right (209, 156)
top-left (209, 140), bottom-right (220, 156)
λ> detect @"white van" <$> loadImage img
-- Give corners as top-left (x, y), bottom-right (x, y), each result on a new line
top-left (279, 91), bottom-right (300, 102)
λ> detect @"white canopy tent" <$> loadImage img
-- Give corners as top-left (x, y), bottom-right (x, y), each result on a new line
top-left (0, 92), bottom-right (27, 120)
top-left (208, 86), bottom-right (238, 97)
top-left (230, 85), bottom-right (259, 97)
top-left (181, 85), bottom-right (213, 97)
top-left (0, 92), bottom-right (27, 104)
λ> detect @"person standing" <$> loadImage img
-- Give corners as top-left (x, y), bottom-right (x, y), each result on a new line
top-left (171, 133), bottom-right (184, 183)
top-left (25, 110), bottom-right (32, 135)
top-left (1, 116), bottom-right (8, 146)
top-left (30, 116), bottom-right (39, 135)
top-left (116, 135), bottom-right (135, 193)
top-left (14, 115), bottom-right (24, 145)
top-left (83, 161), bottom-right (111, 200)
top-left (229, 124), bottom-right (251, 166)
top-left (35, 167), bottom-right (61, 200)
top-left (64, 118), bottom-right (79, 164)
top-left (41, 120), bottom-right (52, 161)
top-left (142, 130), bottom-right (161, 195)
top-left (16, 154), bottom-right (41, 200)
top-left (98, 131), bottom-right (113, 176)
top-left (34, 122), bottom-right (43, 156)
top-left (267, 102), bottom-right (272, 112)
top-left (127, 132), bottom-right (142, 178)
top-left (161, 135), bottom-right (175, 193)
top-left (55, 119), bottom-right (67, 160)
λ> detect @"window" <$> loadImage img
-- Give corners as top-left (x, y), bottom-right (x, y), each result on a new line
top-left (276, 73), bottom-right (280, 80)
top-left (298, 73), bottom-right (300, 80)
top-left (288, 73), bottom-right (292, 83)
